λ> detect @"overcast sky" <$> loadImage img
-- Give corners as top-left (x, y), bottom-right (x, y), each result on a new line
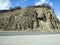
top-left (0, 0), bottom-right (60, 21)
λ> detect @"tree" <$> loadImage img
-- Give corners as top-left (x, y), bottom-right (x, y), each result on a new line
top-left (9, 7), bottom-right (14, 11)
top-left (14, 6), bottom-right (22, 10)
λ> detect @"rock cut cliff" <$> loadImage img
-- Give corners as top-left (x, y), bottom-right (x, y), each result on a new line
top-left (0, 5), bottom-right (60, 32)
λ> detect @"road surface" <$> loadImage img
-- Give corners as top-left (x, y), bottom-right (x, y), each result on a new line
top-left (0, 32), bottom-right (60, 45)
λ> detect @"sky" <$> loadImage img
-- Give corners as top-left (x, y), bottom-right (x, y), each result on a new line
top-left (0, 0), bottom-right (60, 21)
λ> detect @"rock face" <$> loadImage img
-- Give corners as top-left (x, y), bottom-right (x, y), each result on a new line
top-left (0, 5), bottom-right (60, 32)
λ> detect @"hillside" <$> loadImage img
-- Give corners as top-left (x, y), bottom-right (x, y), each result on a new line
top-left (0, 5), bottom-right (60, 32)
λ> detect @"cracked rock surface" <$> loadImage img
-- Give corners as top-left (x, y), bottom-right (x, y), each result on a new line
top-left (0, 5), bottom-right (60, 32)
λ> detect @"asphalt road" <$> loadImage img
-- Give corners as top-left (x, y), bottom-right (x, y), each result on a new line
top-left (0, 32), bottom-right (60, 45)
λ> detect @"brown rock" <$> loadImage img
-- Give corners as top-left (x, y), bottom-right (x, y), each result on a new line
top-left (0, 5), bottom-right (60, 32)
